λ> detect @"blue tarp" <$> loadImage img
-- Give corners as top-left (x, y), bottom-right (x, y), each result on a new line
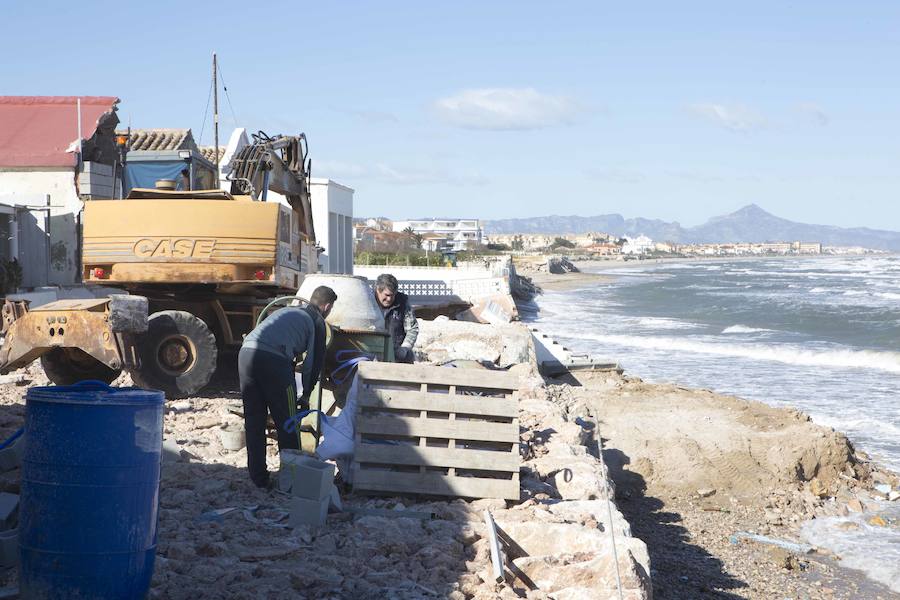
top-left (124, 161), bottom-right (186, 194)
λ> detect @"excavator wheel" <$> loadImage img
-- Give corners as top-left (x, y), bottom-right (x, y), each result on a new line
top-left (40, 348), bottom-right (121, 386)
top-left (131, 310), bottom-right (217, 399)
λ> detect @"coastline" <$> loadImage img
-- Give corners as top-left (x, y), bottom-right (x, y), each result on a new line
top-left (532, 266), bottom-right (900, 598)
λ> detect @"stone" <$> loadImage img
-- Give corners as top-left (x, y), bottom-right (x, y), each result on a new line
top-left (767, 546), bottom-right (800, 570)
top-left (697, 488), bottom-right (716, 498)
top-left (868, 514), bottom-right (887, 527)
top-left (846, 498), bottom-right (865, 513)
top-left (809, 478), bottom-right (829, 498)
top-left (889, 491), bottom-right (900, 502)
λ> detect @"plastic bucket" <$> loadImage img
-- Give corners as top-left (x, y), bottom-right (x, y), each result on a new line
top-left (19, 380), bottom-right (164, 599)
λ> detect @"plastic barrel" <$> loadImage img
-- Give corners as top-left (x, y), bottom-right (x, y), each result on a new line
top-left (19, 380), bottom-right (164, 599)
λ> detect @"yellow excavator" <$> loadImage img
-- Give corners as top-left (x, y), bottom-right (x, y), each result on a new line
top-left (0, 132), bottom-right (319, 398)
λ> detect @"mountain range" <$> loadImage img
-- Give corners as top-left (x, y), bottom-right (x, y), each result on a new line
top-left (483, 205), bottom-right (900, 251)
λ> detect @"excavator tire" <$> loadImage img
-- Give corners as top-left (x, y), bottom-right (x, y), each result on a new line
top-left (40, 348), bottom-right (121, 386)
top-left (131, 310), bottom-right (217, 399)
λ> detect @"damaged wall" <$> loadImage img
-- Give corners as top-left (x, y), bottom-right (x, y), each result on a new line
top-left (0, 174), bottom-right (81, 286)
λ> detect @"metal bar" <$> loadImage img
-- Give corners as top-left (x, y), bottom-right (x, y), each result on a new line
top-left (483, 509), bottom-right (505, 583)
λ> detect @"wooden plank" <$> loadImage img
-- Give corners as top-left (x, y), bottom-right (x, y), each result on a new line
top-left (356, 415), bottom-right (519, 443)
top-left (355, 444), bottom-right (520, 472)
top-left (357, 362), bottom-right (520, 391)
top-left (352, 469), bottom-right (520, 501)
top-left (359, 389), bottom-right (518, 418)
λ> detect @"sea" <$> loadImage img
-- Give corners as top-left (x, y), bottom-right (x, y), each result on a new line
top-left (529, 254), bottom-right (900, 592)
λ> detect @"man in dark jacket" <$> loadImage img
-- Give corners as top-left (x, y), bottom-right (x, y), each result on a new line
top-left (374, 273), bottom-right (418, 363)
top-left (239, 285), bottom-right (337, 488)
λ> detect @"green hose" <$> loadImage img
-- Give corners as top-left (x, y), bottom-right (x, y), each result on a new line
top-left (256, 295), bottom-right (307, 327)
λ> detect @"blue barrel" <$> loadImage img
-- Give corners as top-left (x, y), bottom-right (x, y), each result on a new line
top-left (19, 380), bottom-right (164, 599)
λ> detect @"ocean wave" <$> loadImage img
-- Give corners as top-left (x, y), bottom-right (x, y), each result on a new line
top-left (721, 325), bottom-right (773, 334)
top-left (876, 292), bottom-right (900, 300)
top-left (637, 317), bottom-right (701, 330)
top-left (584, 334), bottom-right (900, 374)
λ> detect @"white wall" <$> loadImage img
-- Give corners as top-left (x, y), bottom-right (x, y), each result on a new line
top-left (310, 178), bottom-right (354, 274)
top-left (0, 169), bottom-right (82, 285)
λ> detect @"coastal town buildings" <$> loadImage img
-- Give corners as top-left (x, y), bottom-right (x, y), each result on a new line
top-left (392, 218), bottom-right (482, 251)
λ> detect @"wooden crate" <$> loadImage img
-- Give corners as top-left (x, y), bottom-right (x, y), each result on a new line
top-left (351, 362), bottom-right (521, 501)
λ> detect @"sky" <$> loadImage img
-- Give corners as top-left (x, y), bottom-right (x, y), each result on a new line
top-left (2, 1), bottom-right (899, 229)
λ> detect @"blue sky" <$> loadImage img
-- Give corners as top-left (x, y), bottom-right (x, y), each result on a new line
top-left (3, 1), bottom-right (899, 229)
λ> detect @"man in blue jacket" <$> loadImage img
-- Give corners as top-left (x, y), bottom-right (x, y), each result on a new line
top-left (239, 285), bottom-right (337, 488)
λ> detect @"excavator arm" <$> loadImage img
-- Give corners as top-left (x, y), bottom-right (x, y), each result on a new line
top-left (227, 131), bottom-right (315, 241)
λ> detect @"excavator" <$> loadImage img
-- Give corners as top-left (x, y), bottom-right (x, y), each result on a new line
top-left (0, 132), bottom-right (320, 398)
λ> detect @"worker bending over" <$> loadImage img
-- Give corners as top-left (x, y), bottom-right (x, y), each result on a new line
top-left (238, 285), bottom-right (337, 488)
top-left (373, 274), bottom-right (418, 363)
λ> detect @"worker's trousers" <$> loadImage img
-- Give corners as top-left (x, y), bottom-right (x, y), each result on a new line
top-left (238, 346), bottom-right (301, 487)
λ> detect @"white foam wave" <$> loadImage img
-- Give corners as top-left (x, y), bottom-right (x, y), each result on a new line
top-left (801, 506), bottom-right (900, 592)
top-left (721, 325), bottom-right (772, 334)
top-left (583, 334), bottom-right (900, 374)
top-left (876, 292), bottom-right (900, 300)
top-left (637, 317), bottom-right (700, 330)
top-left (843, 290), bottom-right (866, 296)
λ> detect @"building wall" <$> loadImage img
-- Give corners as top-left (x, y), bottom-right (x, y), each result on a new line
top-left (0, 169), bottom-right (82, 286)
top-left (310, 179), bottom-right (354, 274)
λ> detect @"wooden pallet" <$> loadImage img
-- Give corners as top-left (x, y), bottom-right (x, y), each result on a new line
top-left (351, 362), bottom-right (521, 501)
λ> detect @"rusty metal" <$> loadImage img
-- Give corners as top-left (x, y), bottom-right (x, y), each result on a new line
top-left (0, 299), bottom-right (140, 374)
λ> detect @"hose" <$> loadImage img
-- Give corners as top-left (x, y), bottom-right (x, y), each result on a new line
top-left (256, 295), bottom-right (306, 327)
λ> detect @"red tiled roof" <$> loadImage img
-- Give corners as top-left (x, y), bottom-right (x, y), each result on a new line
top-left (0, 96), bottom-right (119, 167)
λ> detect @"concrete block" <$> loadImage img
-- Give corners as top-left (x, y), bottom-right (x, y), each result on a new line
top-left (0, 436), bottom-right (23, 472)
top-left (0, 493), bottom-right (17, 531)
top-left (289, 496), bottom-right (328, 529)
top-left (0, 528), bottom-right (16, 568)
top-left (279, 451), bottom-right (335, 500)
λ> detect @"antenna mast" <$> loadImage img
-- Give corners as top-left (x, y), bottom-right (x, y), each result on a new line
top-left (213, 52), bottom-right (220, 187)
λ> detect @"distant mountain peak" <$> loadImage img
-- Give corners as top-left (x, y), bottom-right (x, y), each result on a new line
top-left (483, 204), bottom-right (900, 250)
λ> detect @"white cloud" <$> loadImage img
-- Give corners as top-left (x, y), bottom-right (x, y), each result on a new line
top-left (797, 102), bottom-right (829, 126)
top-left (315, 160), bottom-right (487, 186)
top-left (434, 88), bottom-right (582, 130)
top-left (688, 103), bottom-right (768, 133)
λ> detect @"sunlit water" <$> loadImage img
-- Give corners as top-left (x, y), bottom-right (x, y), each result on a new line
top-left (529, 255), bottom-right (900, 591)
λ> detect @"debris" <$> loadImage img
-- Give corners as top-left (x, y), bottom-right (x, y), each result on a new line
top-left (729, 531), bottom-right (814, 555)
top-left (483, 510), bottom-right (505, 583)
top-left (809, 478), bottom-right (829, 498)
top-left (873, 483), bottom-right (892, 497)
top-left (169, 400), bottom-right (192, 412)
top-left (343, 506), bottom-right (434, 520)
top-left (237, 543), bottom-right (302, 562)
top-left (697, 488), bottom-right (716, 498)
top-left (867, 514), bottom-right (887, 527)
top-left (0, 375), bottom-right (26, 385)
top-left (195, 507), bottom-right (240, 523)
top-left (767, 546), bottom-right (801, 570)
top-left (889, 491), bottom-right (900, 502)
top-left (217, 424), bottom-right (246, 452)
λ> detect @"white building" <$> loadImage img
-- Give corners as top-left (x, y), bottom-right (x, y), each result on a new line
top-left (309, 179), bottom-right (354, 274)
top-left (392, 218), bottom-right (482, 252)
top-left (622, 235), bottom-right (654, 255)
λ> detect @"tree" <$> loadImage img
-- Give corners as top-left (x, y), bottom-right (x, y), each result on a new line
top-left (552, 237), bottom-right (575, 249)
top-left (511, 236), bottom-right (525, 251)
top-left (403, 226), bottom-right (425, 249)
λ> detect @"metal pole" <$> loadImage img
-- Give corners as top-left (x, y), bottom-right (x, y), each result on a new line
top-left (213, 52), bottom-right (220, 188)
